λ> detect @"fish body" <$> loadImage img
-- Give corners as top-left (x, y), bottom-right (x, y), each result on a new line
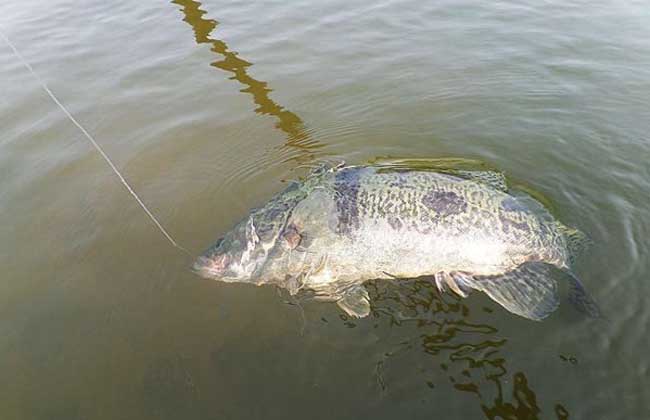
top-left (194, 164), bottom-right (598, 320)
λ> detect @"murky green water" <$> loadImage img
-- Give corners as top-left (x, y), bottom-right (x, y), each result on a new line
top-left (1, 0), bottom-right (649, 418)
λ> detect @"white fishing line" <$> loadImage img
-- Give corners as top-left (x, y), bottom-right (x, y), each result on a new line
top-left (0, 28), bottom-right (191, 256)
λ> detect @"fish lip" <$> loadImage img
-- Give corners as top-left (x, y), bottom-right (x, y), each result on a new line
top-left (192, 256), bottom-right (223, 279)
top-left (191, 256), bottom-right (208, 272)
top-left (191, 255), bottom-right (246, 283)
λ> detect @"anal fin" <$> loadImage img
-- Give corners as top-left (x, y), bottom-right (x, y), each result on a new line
top-left (337, 285), bottom-right (371, 318)
top-left (469, 262), bottom-right (560, 321)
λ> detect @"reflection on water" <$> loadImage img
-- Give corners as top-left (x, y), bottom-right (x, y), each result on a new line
top-left (364, 279), bottom-right (569, 419)
top-left (172, 0), bottom-right (323, 163)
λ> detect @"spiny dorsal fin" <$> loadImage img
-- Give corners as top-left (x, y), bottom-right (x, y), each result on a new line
top-left (369, 158), bottom-right (507, 191)
top-left (454, 170), bottom-right (508, 192)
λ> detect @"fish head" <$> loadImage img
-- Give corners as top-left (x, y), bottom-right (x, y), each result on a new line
top-left (192, 214), bottom-right (275, 283)
top-left (193, 184), bottom-right (306, 283)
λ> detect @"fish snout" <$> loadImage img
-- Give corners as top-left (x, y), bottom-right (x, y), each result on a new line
top-left (192, 254), bottom-right (230, 279)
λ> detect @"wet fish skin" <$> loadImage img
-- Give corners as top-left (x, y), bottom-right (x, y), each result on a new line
top-left (195, 165), bottom-right (597, 321)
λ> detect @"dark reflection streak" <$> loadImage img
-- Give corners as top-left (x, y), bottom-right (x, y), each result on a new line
top-left (171, 0), bottom-right (323, 162)
top-left (364, 278), bottom-right (570, 420)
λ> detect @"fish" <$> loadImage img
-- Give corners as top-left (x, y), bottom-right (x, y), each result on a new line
top-left (193, 163), bottom-right (600, 321)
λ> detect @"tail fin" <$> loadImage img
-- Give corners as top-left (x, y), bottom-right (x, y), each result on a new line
top-left (565, 272), bottom-right (603, 319)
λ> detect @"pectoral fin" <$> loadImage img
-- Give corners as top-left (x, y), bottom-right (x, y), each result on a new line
top-left (337, 285), bottom-right (371, 318)
top-left (468, 262), bottom-right (560, 321)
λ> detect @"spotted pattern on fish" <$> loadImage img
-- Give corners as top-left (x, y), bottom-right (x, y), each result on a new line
top-left (387, 215), bottom-right (403, 230)
top-left (501, 196), bottom-right (527, 213)
top-left (422, 190), bottom-right (468, 217)
top-left (286, 167), bottom-right (572, 276)
top-left (498, 213), bottom-right (532, 234)
top-left (334, 168), bottom-right (362, 235)
top-left (387, 171), bottom-right (410, 188)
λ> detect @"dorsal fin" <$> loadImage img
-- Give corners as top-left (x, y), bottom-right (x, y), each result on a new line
top-left (454, 170), bottom-right (508, 192)
top-left (368, 157), bottom-right (507, 191)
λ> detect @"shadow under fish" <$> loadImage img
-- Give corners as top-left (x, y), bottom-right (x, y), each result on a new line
top-left (194, 161), bottom-right (601, 321)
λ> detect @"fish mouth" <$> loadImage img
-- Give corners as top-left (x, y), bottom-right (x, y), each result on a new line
top-left (192, 256), bottom-right (215, 279)
top-left (192, 255), bottom-right (228, 280)
top-left (192, 254), bottom-right (252, 283)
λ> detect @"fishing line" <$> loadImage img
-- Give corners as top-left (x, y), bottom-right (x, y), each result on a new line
top-left (0, 28), bottom-right (191, 256)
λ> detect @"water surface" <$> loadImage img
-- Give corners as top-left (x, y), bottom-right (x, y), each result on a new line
top-left (1, 0), bottom-right (649, 418)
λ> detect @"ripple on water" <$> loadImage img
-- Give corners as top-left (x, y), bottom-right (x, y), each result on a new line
top-left (2, 0), bottom-right (650, 418)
